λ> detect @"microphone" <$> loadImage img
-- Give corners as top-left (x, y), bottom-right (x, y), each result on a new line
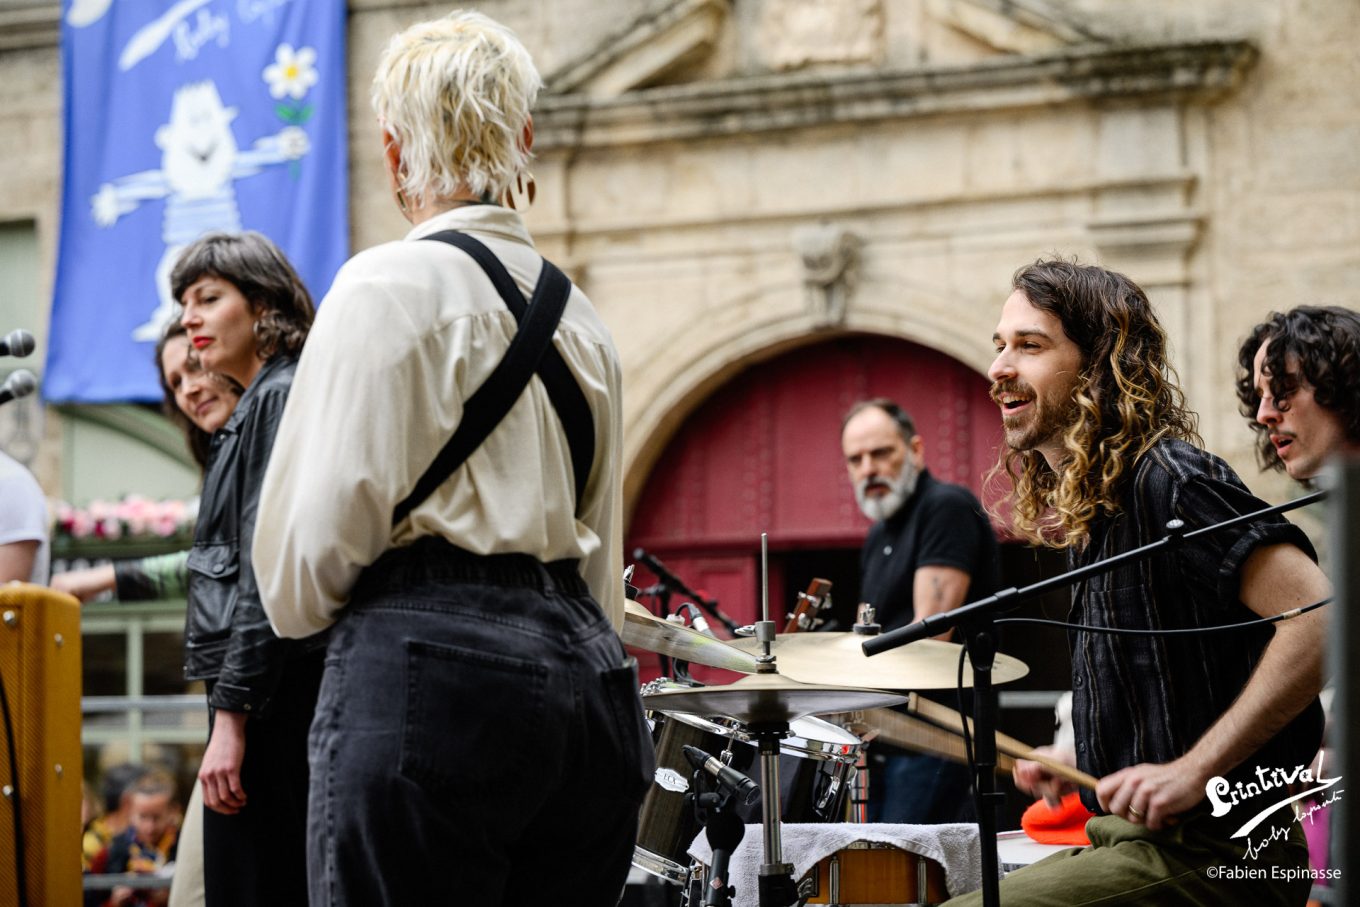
top-left (0, 329), bottom-right (35, 358)
top-left (683, 602), bottom-right (714, 637)
top-left (682, 744), bottom-right (760, 806)
top-left (0, 369), bottom-right (37, 406)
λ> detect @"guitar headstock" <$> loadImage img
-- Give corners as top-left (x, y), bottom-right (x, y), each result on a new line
top-left (783, 577), bottom-right (833, 633)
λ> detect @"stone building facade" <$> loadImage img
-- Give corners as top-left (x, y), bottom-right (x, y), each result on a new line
top-left (0, 0), bottom-right (1355, 513)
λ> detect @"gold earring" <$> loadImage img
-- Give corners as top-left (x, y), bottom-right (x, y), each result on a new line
top-left (503, 173), bottom-right (536, 211)
top-left (396, 187), bottom-right (409, 214)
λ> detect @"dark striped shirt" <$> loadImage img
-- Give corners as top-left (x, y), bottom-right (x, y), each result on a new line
top-left (1067, 438), bottom-right (1324, 813)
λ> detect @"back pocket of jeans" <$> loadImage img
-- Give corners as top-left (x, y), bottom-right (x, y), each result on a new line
top-left (399, 640), bottom-right (548, 805)
top-left (589, 656), bottom-right (654, 800)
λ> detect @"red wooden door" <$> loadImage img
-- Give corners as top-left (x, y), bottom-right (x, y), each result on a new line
top-left (627, 334), bottom-right (1002, 680)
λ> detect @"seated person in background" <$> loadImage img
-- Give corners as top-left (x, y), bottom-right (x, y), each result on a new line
top-left (100, 771), bottom-right (180, 907)
top-left (0, 447), bottom-right (48, 584)
top-left (85, 764), bottom-right (152, 873)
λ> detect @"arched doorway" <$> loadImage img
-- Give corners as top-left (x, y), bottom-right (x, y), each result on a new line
top-left (626, 333), bottom-right (1002, 677)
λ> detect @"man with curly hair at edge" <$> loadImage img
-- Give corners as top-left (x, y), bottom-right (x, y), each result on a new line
top-left (1237, 305), bottom-right (1360, 484)
top-left (943, 260), bottom-right (1331, 906)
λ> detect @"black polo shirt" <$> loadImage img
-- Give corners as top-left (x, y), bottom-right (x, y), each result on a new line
top-left (1068, 439), bottom-right (1324, 813)
top-left (860, 469), bottom-right (1001, 632)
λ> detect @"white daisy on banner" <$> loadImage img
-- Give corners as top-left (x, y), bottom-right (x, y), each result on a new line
top-left (263, 44), bottom-right (319, 180)
top-left (264, 44), bottom-right (318, 100)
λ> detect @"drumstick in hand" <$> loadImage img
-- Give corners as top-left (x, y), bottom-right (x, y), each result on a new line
top-left (904, 694), bottom-right (1099, 792)
top-left (854, 708), bottom-right (1016, 774)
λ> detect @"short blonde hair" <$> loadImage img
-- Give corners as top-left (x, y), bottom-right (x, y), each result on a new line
top-left (372, 11), bottom-right (541, 206)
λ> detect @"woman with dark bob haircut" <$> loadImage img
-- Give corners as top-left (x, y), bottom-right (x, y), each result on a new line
top-left (171, 230), bottom-right (322, 907)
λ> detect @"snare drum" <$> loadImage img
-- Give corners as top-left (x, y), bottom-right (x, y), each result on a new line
top-left (633, 711), bottom-right (862, 884)
top-left (799, 841), bottom-right (948, 905)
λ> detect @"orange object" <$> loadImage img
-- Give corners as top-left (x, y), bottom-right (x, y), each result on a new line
top-left (1021, 792), bottom-right (1094, 845)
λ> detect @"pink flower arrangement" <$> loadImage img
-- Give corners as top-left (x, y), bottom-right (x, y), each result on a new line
top-left (54, 495), bottom-right (197, 541)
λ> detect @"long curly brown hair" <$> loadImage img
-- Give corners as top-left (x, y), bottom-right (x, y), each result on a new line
top-left (991, 259), bottom-right (1201, 548)
top-left (1235, 305), bottom-right (1360, 473)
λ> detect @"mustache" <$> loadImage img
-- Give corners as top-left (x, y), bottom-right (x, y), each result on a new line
top-left (989, 379), bottom-right (1034, 404)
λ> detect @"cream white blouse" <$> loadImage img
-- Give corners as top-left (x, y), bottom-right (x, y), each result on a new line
top-left (254, 205), bottom-right (624, 639)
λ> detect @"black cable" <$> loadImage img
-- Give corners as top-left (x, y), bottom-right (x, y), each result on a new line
top-left (0, 669), bottom-right (28, 907)
top-left (946, 596), bottom-right (1330, 816)
top-left (996, 597), bottom-right (1331, 636)
top-left (956, 642), bottom-right (976, 808)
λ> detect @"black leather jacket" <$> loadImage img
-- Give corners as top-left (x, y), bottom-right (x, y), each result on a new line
top-left (184, 356), bottom-right (320, 714)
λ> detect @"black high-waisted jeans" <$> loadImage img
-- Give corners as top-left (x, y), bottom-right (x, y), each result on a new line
top-left (306, 539), bottom-right (653, 907)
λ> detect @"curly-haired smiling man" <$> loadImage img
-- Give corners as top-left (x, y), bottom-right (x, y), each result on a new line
top-left (944, 260), bottom-right (1331, 906)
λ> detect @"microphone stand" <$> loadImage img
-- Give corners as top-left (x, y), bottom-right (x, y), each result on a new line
top-left (860, 489), bottom-right (1326, 907)
top-left (636, 583), bottom-right (676, 680)
top-left (634, 548), bottom-right (743, 635)
top-left (688, 766), bottom-right (748, 907)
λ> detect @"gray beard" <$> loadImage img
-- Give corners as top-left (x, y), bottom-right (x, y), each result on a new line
top-left (855, 463), bottom-right (919, 522)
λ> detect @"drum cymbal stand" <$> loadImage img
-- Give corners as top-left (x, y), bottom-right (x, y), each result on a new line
top-left (749, 719), bottom-right (799, 907)
top-left (848, 604), bottom-right (881, 823)
top-left (751, 533), bottom-right (799, 907)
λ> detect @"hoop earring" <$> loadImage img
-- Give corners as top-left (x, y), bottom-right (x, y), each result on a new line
top-left (503, 172), bottom-right (536, 211)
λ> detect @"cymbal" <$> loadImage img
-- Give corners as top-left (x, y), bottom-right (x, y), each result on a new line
top-left (642, 672), bottom-right (906, 725)
top-left (730, 633), bottom-right (1028, 690)
top-left (622, 601), bottom-right (761, 674)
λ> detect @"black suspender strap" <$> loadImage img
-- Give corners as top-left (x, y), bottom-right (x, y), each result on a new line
top-left (390, 230), bottom-right (596, 529)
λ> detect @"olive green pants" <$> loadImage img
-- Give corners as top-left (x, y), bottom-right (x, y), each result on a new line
top-left (942, 812), bottom-right (1311, 907)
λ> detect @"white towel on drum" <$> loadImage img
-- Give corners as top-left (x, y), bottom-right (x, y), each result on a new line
top-left (688, 822), bottom-right (990, 904)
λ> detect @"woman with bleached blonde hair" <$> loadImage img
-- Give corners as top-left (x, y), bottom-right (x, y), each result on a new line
top-left (251, 11), bottom-right (648, 906)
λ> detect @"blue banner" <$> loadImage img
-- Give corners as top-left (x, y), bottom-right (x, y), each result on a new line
top-left (48, 0), bottom-right (348, 402)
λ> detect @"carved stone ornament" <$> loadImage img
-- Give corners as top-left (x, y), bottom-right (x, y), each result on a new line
top-left (793, 223), bottom-right (861, 327)
top-left (759, 0), bottom-right (884, 71)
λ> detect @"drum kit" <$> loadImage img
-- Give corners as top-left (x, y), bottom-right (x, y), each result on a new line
top-left (619, 558), bottom-right (1046, 907)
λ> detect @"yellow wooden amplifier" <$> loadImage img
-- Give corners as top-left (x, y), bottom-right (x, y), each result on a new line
top-left (0, 583), bottom-right (81, 907)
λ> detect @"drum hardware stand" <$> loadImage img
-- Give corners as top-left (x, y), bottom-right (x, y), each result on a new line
top-left (962, 616), bottom-right (1004, 907)
top-left (751, 720), bottom-right (800, 907)
top-left (848, 746), bottom-right (869, 823)
top-left (748, 533), bottom-right (801, 907)
top-left (846, 604), bottom-right (881, 824)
